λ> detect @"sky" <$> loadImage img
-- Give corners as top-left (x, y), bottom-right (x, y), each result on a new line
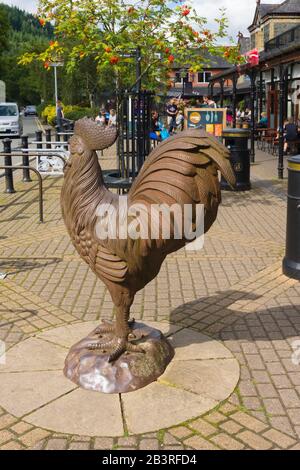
top-left (1, 0), bottom-right (282, 37)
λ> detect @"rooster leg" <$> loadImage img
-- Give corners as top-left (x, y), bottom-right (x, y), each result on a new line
top-left (95, 318), bottom-right (136, 336)
top-left (88, 307), bottom-right (145, 362)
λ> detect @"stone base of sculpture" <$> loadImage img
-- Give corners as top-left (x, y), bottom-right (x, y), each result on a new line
top-left (64, 322), bottom-right (174, 394)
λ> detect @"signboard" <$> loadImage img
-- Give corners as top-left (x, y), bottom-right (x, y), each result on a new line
top-left (185, 108), bottom-right (227, 137)
top-left (49, 62), bottom-right (64, 67)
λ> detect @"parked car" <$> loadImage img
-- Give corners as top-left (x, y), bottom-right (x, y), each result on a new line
top-left (24, 105), bottom-right (37, 117)
top-left (0, 103), bottom-right (23, 138)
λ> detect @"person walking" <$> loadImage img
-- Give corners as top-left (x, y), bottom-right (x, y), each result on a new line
top-left (56, 99), bottom-right (64, 132)
top-left (96, 107), bottom-right (107, 126)
top-left (166, 98), bottom-right (178, 134)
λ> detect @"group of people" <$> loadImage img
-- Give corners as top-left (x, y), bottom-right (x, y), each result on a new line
top-left (95, 107), bottom-right (117, 127)
top-left (150, 95), bottom-right (221, 142)
top-left (58, 97), bottom-right (300, 156)
top-left (166, 96), bottom-right (217, 134)
top-left (165, 99), bottom-right (184, 134)
top-left (55, 100), bottom-right (117, 130)
top-left (237, 108), bottom-right (252, 123)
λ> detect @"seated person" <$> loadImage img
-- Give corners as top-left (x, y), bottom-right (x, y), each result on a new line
top-left (150, 111), bottom-right (170, 141)
top-left (243, 108), bottom-right (251, 122)
top-left (150, 111), bottom-right (162, 141)
top-left (226, 108), bottom-right (233, 126)
top-left (108, 109), bottom-right (117, 127)
top-left (257, 112), bottom-right (268, 129)
top-left (95, 108), bottom-right (107, 126)
top-left (279, 118), bottom-right (299, 154)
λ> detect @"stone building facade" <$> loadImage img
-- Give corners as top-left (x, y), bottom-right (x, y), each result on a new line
top-left (249, 0), bottom-right (300, 52)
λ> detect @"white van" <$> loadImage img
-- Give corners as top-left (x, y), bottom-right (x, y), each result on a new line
top-left (0, 103), bottom-right (23, 138)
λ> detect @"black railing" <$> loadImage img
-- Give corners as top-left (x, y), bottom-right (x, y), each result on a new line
top-left (265, 25), bottom-right (300, 52)
top-left (117, 91), bottom-right (153, 180)
top-left (0, 165), bottom-right (44, 223)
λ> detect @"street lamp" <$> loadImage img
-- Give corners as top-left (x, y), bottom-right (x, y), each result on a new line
top-left (49, 61), bottom-right (64, 117)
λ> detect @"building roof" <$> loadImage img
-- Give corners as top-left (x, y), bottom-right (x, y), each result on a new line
top-left (249, 3), bottom-right (279, 29)
top-left (203, 53), bottom-right (231, 69)
top-left (209, 39), bottom-right (300, 83)
top-left (249, 0), bottom-right (300, 30)
top-left (274, 0), bottom-right (300, 14)
top-left (260, 3), bottom-right (279, 17)
top-left (171, 50), bottom-right (231, 70)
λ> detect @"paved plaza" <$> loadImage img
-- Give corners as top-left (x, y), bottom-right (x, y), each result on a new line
top-left (0, 148), bottom-right (300, 450)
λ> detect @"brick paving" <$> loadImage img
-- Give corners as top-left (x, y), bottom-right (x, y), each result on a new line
top-left (0, 146), bottom-right (300, 450)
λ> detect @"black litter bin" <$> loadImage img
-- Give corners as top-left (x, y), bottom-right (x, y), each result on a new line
top-left (283, 155), bottom-right (300, 280)
top-left (221, 128), bottom-right (251, 191)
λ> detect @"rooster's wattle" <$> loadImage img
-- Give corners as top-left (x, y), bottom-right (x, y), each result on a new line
top-left (61, 119), bottom-right (235, 362)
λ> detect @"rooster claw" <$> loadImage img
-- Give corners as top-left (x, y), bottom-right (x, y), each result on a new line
top-left (108, 339), bottom-right (145, 363)
top-left (87, 336), bottom-right (145, 363)
top-left (95, 320), bottom-right (114, 335)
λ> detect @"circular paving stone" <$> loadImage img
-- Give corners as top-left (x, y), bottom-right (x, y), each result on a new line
top-left (0, 321), bottom-right (240, 436)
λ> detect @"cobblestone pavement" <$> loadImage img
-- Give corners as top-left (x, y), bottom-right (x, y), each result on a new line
top-left (0, 147), bottom-right (300, 450)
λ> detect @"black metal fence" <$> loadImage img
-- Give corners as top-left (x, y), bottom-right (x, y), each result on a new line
top-left (117, 91), bottom-right (153, 181)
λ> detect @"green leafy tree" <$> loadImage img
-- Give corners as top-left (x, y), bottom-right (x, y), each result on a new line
top-left (0, 4), bottom-right (55, 105)
top-left (0, 5), bottom-right (9, 50)
top-left (20, 0), bottom-right (241, 94)
top-left (0, 5), bottom-right (10, 77)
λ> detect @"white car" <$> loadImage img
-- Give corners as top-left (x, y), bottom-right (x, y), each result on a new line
top-left (0, 102), bottom-right (23, 138)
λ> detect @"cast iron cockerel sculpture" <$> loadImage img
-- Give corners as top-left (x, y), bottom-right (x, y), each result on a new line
top-left (61, 119), bottom-right (235, 363)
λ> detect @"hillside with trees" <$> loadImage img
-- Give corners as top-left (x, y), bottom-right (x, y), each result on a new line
top-left (0, 3), bottom-right (100, 107)
top-left (0, 3), bottom-right (54, 105)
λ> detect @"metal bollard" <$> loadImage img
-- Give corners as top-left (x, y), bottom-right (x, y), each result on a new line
top-left (283, 155), bottom-right (300, 280)
top-left (36, 130), bottom-right (43, 165)
top-left (2, 139), bottom-right (15, 194)
top-left (221, 128), bottom-right (251, 191)
top-left (45, 128), bottom-right (52, 149)
top-left (35, 130), bottom-right (43, 148)
top-left (21, 135), bottom-right (32, 182)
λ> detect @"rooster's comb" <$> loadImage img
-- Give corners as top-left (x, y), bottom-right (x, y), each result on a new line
top-left (74, 118), bottom-right (118, 151)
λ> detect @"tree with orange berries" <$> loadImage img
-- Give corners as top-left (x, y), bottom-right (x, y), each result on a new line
top-left (20, 0), bottom-right (241, 94)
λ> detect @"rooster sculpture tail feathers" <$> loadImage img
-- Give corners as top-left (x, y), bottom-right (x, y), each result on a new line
top-left (129, 129), bottom-right (236, 207)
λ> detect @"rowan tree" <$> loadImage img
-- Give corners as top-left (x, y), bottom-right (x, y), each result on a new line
top-left (20, 0), bottom-right (241, 93)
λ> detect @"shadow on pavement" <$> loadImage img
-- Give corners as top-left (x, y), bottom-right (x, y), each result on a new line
top-left (0, 257), bottom-right (62, 275)
top-left (167, 289), bottom-right (300, 347)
